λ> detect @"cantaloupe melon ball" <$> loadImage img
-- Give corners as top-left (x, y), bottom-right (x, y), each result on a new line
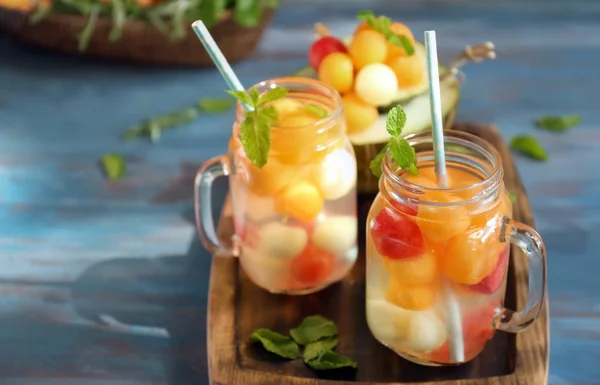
top-left (355, 63), bottom-right (399, 107)
top-left (244, 191), bottom-right (277, 223)
top-left (366, 299), bottom-right (412, 344)
top-left (274, 180), bottom-right (324, 222)
top-left (404, 311), bottom-right (447, 353)
top-left (241, 157), bottom-right (294, 197)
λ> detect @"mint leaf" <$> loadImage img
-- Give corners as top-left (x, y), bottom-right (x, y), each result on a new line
top-left (385, 32), bottom-right (415, 55)
top-left (370, 145), bottom-right (388, 178)
top-left (510, 135), bottom-right (548, 161)
top-left (226, 90), bottom-right (253, 106)
top-left (507, 191), bottom-right (517, 203)
top-left (306, 350), bottom-right (357, 371)
top-left (389, 137), bottom-right (417, 171)
top-left (385, 105), bottom-right (407, 136)
top-left (250, 329), bottom-right (300, 359)
top-left (258, 86), bottom-right (288, 106)
top-left (535, 115), bottom-right (581, 132)
top-left (306, 104), bottom-right (328, 118)
top-left (234, 0), bottom-right (263, 27)
top-left (198, 97), bottom-right (236, 113)
top-left (240, 111), bottom-right (271, 168)
top-left (303, 336), bottom-right (339, 362)
top-left (356, 10), bottom-right (375, 22)
top-left (101, 153), bottom-right (126, 181)
top-left (357, 11), bottom-right (414, 56)
top-left (250, 87), bottom-right (260, 105)
top-left (290, 315), bottom-right (338, 345)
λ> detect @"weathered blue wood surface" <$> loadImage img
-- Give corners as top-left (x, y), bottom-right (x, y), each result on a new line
top-left (0, 0), bottom-right (599, 384)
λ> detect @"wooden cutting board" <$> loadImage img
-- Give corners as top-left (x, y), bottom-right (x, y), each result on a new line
top-left (207, 123), bottom-right (550, 385)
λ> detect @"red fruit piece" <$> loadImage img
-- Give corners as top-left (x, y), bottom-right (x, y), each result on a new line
top-left (309, 36), bottom-right (348, 70)
top-left (290, 243), bottom-right (335, 287)
top-left (370, 207), bottom-right (425, 259)
top-left (429, 300), bottom-right (499, 363)
top-left (467, 246), bottom-right (509, 294)
top-left (239, 224), bottom-right (260, 249)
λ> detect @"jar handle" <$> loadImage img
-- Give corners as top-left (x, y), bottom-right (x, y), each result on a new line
top-left (495, 216), bottom-right (547, 333)
top-left (194, 154), bottom-right (233, 257)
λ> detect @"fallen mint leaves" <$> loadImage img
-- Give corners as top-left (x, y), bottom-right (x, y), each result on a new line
top-left (535, 114), bottom-right (581, 132)
top-left (250, 329), bottom-right (301, 359)
top-left (250, 315), bottom-right (357, 372)
top-left (510, 135), bottom-right (548, 161)
top-left (100, 152), bottom-right (126, 181)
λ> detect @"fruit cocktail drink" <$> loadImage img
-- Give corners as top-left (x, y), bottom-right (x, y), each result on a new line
top-left (366, 130), bottom-right (547, 366)
top-left (196, 77), bottom-right (358, 295)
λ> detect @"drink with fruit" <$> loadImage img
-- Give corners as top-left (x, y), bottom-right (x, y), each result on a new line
top-left (195, 77), bottom-right (358, 295)
top-left (365, 110), bottom-right (547, 366)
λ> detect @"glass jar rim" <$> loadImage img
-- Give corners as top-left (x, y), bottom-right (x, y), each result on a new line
top-left (234, 76), bottom-right (343, 133)
top-left (381, 129), bottom-right (504, 206)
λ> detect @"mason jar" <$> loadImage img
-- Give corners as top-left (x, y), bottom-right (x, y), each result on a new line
top-left (365, 130), bottom-right (547, 366)
top-left (196, 77), bottom-right (358, 295)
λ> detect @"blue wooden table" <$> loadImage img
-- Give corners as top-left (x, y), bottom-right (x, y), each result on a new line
top-left (1, 0), bottom-right (599, 384)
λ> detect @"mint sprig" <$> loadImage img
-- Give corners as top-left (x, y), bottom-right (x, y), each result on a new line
top-left (370, 106), bottom-right (418, 178)
top-left (227, 86), bottom-right (288, 168)
top-left (357, 10), bottom-right (415, 56)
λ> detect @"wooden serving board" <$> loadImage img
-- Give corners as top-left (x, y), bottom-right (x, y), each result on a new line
top-left (208, 123), bottom-right (550, 385)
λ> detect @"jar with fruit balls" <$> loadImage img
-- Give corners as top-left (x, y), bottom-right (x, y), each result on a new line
top-left (365, 130), bottom-right (547, 366)
top-left (195, 77), bottom-right (358, 295)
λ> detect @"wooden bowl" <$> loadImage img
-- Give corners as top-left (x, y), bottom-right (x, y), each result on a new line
top-left (0, 6), bottom-right (275, 66)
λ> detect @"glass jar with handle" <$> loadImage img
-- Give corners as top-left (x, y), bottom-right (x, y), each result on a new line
top-left (195, 77), bottom-right (358, 295)
top-left (366, 130), bottom-right (547, 366)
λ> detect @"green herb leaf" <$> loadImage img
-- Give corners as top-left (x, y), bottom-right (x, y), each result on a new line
top-left (389, 136), bottom-right (418, 171)
top-left (109, 0), bottom-right (126, 41)
top-left (306, 104), bottom-right (328, 118)
top-left (290, 315), bottom-right (338, 345)
top-left (227, 90), bottom-right (253, 106)
top-left (239, 109), bottom-right (271, 168)
top-left (78, 4), bottom-right (100, 52)
top-left (306, 350), bottom-right (357, 371)
top-left (356, 10), bottom-right (414, 55)
top-left (29, 3), bottom-right (52, 24)
top-left (370, 106), bottom-right (418, 176)
top-left (122, 107), bottom-right (199, 142)
top-left (101, 153), bottom-right (126, 181)
top-left (235, 0), bottom-right (263, 27)
top-left (506, 191), bottom-right (517, 203)
top-left (303, 336), bottom-right (339, 362)
top-left (250, 329), bottom-right (300, 359)
top-left (369, 145), bottom-right (388, 178)
top-left (385, 105), bottom-right (407, 136)
top-left (258, 87), bottom-right (289, 106)
top-left (510, 135), bottom-right (548, 161)
top-left (198, 97), bottom-right (236, 112)
top-left (535, 114), bottom-right (582, 132)
top-left (227, 86), bottom-right (287, 167)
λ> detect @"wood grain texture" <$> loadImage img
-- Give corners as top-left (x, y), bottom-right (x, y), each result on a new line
top-left (210, 123), bottom-right (549, 385)
top-left (1, 0), bottom-right (599, 384)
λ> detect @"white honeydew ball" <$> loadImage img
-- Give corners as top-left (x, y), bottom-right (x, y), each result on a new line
top-left (405, 311), bottom-right (447, 353)
top-left (240, 246), bottom-right (289, 291)
top-left (311, 149), bottom-right (357, 200)
top-left (258, 222), bottom-right (307, 260)
top-left (313, 216), bottom-right (357, 255)
top-left (366, 299), bottom-right (411, 344)
top-left (355, 63), bottom-right (399, 107)
top-left (245, 192), bottom-right (277, 223)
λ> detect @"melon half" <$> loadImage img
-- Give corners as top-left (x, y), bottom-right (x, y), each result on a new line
top-left (293, 40), bottom-right (461, 194)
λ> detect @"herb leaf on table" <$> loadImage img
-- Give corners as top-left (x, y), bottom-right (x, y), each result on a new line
top-left (250, 329), bottom-right (301, 359)
top-left (535, 114), bottom-right (582, 132)
top-left (290, 315), bottom-right (338, 345)
top-left (101, 153), bottom-right (126, 181)
top-left (510, 135), bottom-right (548, 161)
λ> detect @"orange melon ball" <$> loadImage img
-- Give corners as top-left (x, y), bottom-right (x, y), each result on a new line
top-left (341, 93), bottom-right (379, 134)
top-left (242, 158), bottom-right (294, 197)
top-left (387, 278), bottom-right (437, 311)
top-left (387, 22), bottom-right (416, 59)
top-left (318, 52), bottom-right (354, 93)
top-left (382, 251), bottom-right (438, 286)
top-left (348, 30), bottom-right (389, 70)
top-left (386, 53), bottom-right (424, 89)
top-left (275, 180), bottom-right (324, 222)
top-left (444, 229), bottom-right (502, 284)
top-left (353, 21), bottom-right (373, 36)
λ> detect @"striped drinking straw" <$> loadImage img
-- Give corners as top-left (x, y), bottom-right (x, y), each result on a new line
top-left (424, 30), bottom-right (465, 363)
top-left (191, 20), bottom-right (253, 112)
